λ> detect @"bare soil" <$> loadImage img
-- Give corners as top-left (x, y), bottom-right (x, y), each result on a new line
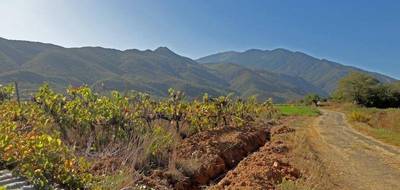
top-left (210, 134), bottom-right (300, 190)
top-left (136, 126), bottom-right (272, 189)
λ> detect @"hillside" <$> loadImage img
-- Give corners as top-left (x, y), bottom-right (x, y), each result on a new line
top-left (204, 63), bottom-right (326, 102)
top-left (0, 38), bottom-right (230, 98)
top-left (0, 37), bottom-right (396, 102)
top-left (197, 49), bottom-right (397, 92)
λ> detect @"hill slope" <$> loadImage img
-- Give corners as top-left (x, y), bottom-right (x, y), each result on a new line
top-left (0, 38), bottom-right (230, 98)
top-left (205, 63), bottom-right (326, 102)
top-left (0, 37), bottom-right (396, 102)
top-left (197, 49), bottom-right (397, 92)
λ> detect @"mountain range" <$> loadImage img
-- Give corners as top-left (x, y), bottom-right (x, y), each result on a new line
top-left (197, 49), bottom-right (395, 93)
top-left (0, 37), bottom-right (396, 102)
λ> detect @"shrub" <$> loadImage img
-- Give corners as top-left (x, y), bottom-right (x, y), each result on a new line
top-left (0, 84), bottom-right (14, 102)
top-left (0, 102), bottom-right (93, 189)
top-left (349, 111), bottom-right (370, 123)
top-left (1, 84), bottom-right (278, 189)
top-left (303, 94), bottom-right (321, 106)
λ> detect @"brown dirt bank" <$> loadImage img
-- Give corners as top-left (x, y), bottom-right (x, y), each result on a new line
top-left (210, 125), bottom-right (300, 190)
top-left (136, 126), bottom-right (272, 189)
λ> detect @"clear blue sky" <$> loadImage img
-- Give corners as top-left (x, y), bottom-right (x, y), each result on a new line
top-left (1, 0), bottom-right (399, 78)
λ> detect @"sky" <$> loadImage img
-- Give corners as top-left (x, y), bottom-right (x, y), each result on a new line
top-left (0, 0), bottom-right (399, 78)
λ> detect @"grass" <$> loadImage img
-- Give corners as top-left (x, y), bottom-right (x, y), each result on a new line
top-left (276, 104), bottom-right (321, 116)
top-left (276, 116), bottom-right (336, 190)
top-left (351, 123), bottom-right (400, 147)
top-left (94, 170), bottom-right (133, 190)
top-left (279, 179), bottom-right (301, 190)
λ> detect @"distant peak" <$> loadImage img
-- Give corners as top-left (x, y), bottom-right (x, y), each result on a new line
top-left (272, 48), bottom-right (292, 53)
top-left (244, 49), bottom-right (263, 53)
top-left (154, 46), bottom-right (175, 55)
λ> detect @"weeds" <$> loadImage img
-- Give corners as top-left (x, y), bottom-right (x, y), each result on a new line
top-left (349, 110), bottom-right (371, 123)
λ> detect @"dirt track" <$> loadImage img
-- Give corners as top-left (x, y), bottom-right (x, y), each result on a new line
top-left (312, 110), bottom-right (400, 190)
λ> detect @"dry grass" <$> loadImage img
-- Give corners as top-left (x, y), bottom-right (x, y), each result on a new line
top-left (327, 102), bottom-right (400, 147)
top-left (277, 116), bottom-right (337, 190)
top-left (95, 170), bottom-right (135, 190)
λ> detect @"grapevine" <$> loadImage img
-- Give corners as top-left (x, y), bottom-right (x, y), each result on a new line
top-left (0, 83), bottom-right (277, 189)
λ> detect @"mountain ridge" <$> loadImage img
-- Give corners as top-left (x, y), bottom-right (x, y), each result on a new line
top-left (0, 37), bottom-right (396, 102)
top-left (197, 49), bottom-right (396, 92)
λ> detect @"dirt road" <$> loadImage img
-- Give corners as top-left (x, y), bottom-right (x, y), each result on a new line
top-left (312, 110), bottom-right (400, 190)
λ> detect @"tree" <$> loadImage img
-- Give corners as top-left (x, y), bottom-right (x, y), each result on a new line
top-left (333, 72), bottom-right (380, 105)
top-left (304, 94), bottom-right (321, 106)
top-left (333, 72), bottom-right (400, 108)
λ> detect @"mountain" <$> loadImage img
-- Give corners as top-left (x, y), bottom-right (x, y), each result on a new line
top-left (0, 37), bottom-right (232, 98)
top-left (197, 49), bottom-right (397, 93)
top-left (0, 37), bottom-right (396, 102)
top-left (204, 63), bottom-right (327, 102)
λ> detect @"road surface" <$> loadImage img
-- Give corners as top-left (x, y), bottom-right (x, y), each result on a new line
top-left (312, 110), bottom-right (400, 190)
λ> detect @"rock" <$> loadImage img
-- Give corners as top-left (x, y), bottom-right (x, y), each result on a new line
top-left (273, 161), bottom-right (279, 168)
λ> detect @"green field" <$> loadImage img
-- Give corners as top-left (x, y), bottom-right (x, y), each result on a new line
top-left (276, 104), bottom-right (321, 116)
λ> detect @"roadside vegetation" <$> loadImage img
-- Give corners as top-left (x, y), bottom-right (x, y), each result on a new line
top-left (330, 103), bottom-right (400, 147)
top-left (329, 72), bottom-right (400, 147)
top-left (0, 83), bottom-right (277, 189)
top-left (276, 114), bottom-right (334, 190)
top-left (276, 104), bottom-right (320, 116)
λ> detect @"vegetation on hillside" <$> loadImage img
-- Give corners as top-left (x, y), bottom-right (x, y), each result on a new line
top-left (197, 49), bottom-right (396, 93)
top-left (0, 83), bottom-right (277, 189)
top-left (205, 63), bottom-right (326, 102)
top-left (2, 37), bottom-right (396, 103)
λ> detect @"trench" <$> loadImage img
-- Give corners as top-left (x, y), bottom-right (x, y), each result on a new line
top-left (173, 126), bottom-right (272, 189)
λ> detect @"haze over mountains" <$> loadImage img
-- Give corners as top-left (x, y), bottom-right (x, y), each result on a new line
top-left (0, 37), bottom-right (396, 102)
top-left (197, 49), bottom-right (396, 93)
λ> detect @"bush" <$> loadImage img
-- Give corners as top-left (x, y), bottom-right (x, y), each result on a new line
top-left (0, 102), bottom-right (93, 189)
top-left (303, 94), bottom-right (321, 106)
top-left (0, 84), bottom-right (14, 102)
top-left (349, 111), bottom-right (370, 123)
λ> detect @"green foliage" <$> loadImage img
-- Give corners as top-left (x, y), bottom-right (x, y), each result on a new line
top-left (333, 72), bottom-right (380, 104)
top-left (0, 84), bottom-right (14, 102)
top-left (147, 126), bottom-right (174, 156)
top-left (276, 104), bottom-right (320, 116)
top-left (186, 94), bottom-right (276, 133)
top-left (0, 101), bottom-right (93, 189)
top-left (1, 84), bottom-right (278, 189)
top-left (303, 94), bottom-right (321, 106)
top-left (333, 72), bottom-right (400, 108)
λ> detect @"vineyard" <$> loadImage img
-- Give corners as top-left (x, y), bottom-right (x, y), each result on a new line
top-left (0, 83), bottom-right (278, 189)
